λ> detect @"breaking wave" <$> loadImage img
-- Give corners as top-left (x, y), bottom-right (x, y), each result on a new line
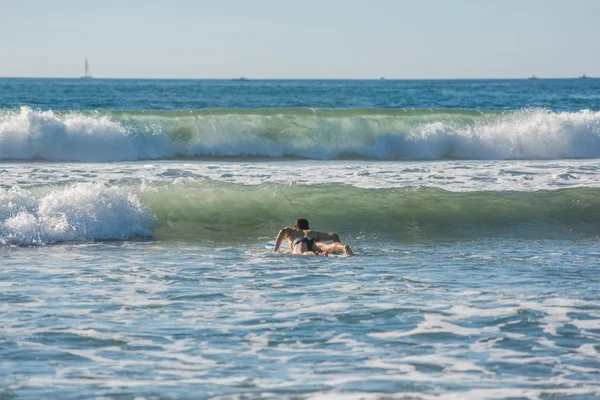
top-left (1, 107), bottom-right (600, 161)
top-left (2, 181), bottom-right (600, 246)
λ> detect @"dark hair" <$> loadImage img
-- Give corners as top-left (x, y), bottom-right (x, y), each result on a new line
top-left (294, 218), bottom-right (310, 230)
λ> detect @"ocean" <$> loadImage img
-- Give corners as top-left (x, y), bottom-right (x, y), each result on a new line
top-left (1, 78), bottom-right (600, 399)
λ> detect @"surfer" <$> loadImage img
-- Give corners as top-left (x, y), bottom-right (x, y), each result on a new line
top-left (273, 218), bottom-right (354, 256)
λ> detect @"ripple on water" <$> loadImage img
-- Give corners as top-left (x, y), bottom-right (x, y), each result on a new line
top-left (1, 240), bottom-right (600, 398)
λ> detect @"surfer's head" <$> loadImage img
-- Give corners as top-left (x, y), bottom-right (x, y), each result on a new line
top-left (294, 218), bottom-right (310, 230)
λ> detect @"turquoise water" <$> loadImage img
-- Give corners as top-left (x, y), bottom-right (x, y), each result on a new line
top-left (1, 79), bottom-right (600, 399)
top-left (2, 78), bottom-right (600, 111)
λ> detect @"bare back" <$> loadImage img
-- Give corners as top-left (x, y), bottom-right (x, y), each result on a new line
top-left (274, 227), bottom-right (342, 255)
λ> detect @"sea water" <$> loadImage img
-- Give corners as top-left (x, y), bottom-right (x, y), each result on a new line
top-left (1, 78), bottom-right (600, 399)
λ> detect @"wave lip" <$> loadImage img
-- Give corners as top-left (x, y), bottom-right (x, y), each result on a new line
top-left (1, 107), bottom-right (600, 161)
top-left (0, 183), bottom-right (153, 246)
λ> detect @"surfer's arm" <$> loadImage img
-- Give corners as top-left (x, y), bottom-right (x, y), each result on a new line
top-left (273, 228), bottom-right (289, 252)
top-left (316, 231), bottom-right (341, 242)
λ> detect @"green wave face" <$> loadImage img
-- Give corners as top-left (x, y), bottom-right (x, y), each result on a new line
top-left (138, 182), bottom-right (600, 243)
top-left (104, 108), bottom-right (494, 155)
top-left (3, 181), bottom-right (599, 246)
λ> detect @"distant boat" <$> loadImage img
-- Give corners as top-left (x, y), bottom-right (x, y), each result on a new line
top-left (81, 59), bottom-right (93, 80)
top-left (527, 75), bottom-right (538, 80)
top-left (232, 77), bottom-right (248, 81)
top-left (579, 73), bottom-right (590, 79)
top-left (380, 77), bottom-right (386, 80)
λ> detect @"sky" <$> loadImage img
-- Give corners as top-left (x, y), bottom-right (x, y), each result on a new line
top-left (1, 0), bottom-right (599, 79)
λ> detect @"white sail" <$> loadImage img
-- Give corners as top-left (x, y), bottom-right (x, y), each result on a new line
top-left (81, 59), bottom-right (92, 79)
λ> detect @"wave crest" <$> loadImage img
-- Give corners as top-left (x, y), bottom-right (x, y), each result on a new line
top-left (1, 107), bottom-right (600, 161)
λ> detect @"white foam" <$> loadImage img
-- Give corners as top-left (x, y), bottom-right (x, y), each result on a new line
top-left (369, 313), bottom-right (499, 339)
top-left (273, 302), bottom-right (351, 319)
top-left (577, 343), bottom-right (599, 357)
top-left (0, 107), bottom-right (168, 161)
top-left (0, 183), bottom-right (153, 245)
top-left (390, 109), bottom-right (600, 160)
top-left (449, 305), bottom-right (519, 318)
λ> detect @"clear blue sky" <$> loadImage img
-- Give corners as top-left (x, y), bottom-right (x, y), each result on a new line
top-left (1, 0), bottom-right (598, 79)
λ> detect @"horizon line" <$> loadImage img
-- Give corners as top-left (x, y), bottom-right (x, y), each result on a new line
top-left (0, 76), bottom-right (596, 81)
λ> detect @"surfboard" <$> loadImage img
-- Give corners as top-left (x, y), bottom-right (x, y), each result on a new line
top-left (265, 241), bottom-right (289, 250)
top-left (266, 241), bottom-right (344, 257)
